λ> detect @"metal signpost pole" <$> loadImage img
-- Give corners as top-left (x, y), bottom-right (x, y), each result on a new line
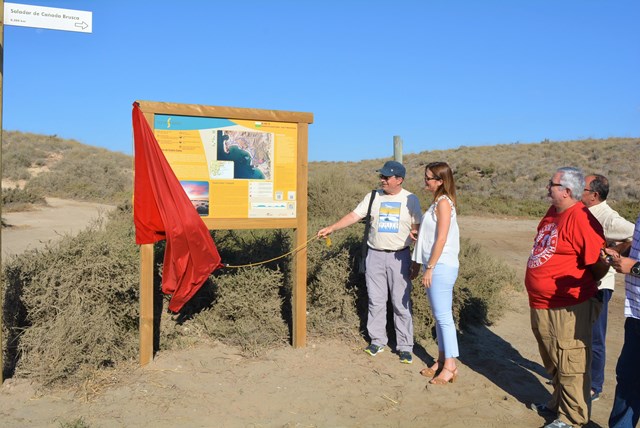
top-left (0, 1), bottom-right (92, 383)
top-left (1, 0), bottom-right (5, 384)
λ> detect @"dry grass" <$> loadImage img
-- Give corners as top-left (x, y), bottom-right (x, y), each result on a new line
top-left (2, 205), bottom-right (139, 386)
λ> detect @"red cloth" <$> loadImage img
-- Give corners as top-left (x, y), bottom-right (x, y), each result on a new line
top-left (525, 202), bottom-right (605, 309)
top-left (132, 102), bottom-right (223, 312)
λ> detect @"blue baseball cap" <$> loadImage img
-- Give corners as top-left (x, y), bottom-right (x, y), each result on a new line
top-left (377, 161), bottom-right (406, 178)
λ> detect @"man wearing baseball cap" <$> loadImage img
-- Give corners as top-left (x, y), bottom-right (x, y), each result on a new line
top-left (317, 160), bottom-right (422, 364)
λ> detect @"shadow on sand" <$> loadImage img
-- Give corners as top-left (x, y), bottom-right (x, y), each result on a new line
top-left (455, 322), bottom-right (603, 428)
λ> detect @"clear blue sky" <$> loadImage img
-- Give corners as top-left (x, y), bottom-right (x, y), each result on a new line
top-left (3, 0), bottom-right (639, 162)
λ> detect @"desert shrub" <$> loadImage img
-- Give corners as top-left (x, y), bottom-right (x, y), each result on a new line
top-left (4, 130), bottom-right (637, 217)
top-left (306, 217), bottom-right (363, 338)
top-left (454, 239), bottom-right (518, 325)
top-left (403, 137), bottom-right (639, 218)
top-left (1, 186), bottom-right (47, 212)
top-left (610, 200), bottom-right (640, 223)
top-left (59, 418), bottom-right (90, 428)
top-left (456, 194), bottom-right (548, 217)
top-left (2, 204), bottom-right (139, 386)
top-left (26, 148), bottom-right (132, 204)
top-left (1, 131), bottom-right (78, 181)
top-left (308, 162), bottom-right (377, 221)
top-left (411, 239), bottom-right (517, 347)
top-left (188, 267), bottom-right (289, 356)
top-left (1, 199), bottom-right (518, 386)
top-left (1, 130), bottom-right (132, 204)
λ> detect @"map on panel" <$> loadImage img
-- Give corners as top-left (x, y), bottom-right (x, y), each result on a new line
top-left (153, 114), bottom-right (297, 219)
top-left (215, 130), bottom-right (272, 180)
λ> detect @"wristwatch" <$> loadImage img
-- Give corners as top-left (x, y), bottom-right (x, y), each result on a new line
top-left (632, 261), bottom-right (640, 277)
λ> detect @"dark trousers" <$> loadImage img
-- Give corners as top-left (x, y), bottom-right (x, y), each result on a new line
top-left (591, 288), bottom-right (612, 394)
top-left (609, 317), bottom-right (640, 428)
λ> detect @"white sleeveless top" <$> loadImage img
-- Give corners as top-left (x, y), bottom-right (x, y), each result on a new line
top-left (412, 195), bottom-right (460, 268)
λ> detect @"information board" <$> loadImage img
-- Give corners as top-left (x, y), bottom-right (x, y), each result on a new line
top-left (135, 101), bottom-right (313, 364)
top-left (153, 115), bottom-right (298, 219)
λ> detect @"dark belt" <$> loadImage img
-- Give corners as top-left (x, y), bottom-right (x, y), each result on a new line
top-left (370, 247), bottom-right (409, 253)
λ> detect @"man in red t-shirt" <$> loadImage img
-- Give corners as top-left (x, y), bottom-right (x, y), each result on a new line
top-left (526, 167), bottom-right (610, 428)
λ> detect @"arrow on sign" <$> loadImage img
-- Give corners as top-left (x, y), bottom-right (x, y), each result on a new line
top-left (75, 22), bottom-right (89, 30)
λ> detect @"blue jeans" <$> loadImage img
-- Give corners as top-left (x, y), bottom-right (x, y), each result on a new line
top-left (609, 317), bottom-right (640, 428)
top-left (591, 288), bottom-right (612, 394)
top-left (426, 264), bottom-right (459, 358)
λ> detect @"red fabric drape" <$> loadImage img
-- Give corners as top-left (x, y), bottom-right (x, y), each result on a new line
top-left (132, 102), bottom-right (223, 312)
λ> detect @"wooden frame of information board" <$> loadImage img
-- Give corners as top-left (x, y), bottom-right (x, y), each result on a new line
top-left (135, 100), bottom-right (313, 366)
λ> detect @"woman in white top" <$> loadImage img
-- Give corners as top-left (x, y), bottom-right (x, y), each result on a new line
top-left (411, 161), bottom-right (460, 384)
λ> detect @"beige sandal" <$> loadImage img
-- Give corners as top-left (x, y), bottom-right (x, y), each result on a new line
top-left (419, 360), bottom-right (443, 378)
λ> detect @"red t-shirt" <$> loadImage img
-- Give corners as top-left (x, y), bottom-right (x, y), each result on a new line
top-left (525, 202), bottom-right (605, 309)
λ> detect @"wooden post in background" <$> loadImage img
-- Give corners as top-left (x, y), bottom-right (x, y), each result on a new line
top-left (393, 135), bottom-right (403, 163)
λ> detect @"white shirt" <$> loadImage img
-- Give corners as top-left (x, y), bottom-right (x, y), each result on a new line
top-left (412, 195), bottom-right (460, 268)
top-left (353, 188), bottom-right (422, 251)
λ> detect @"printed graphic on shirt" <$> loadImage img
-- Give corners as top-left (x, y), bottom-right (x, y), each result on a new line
top-left (528, 222), bottom-right (558, 268)
top-left (378, 202), bottom-right (401, 233)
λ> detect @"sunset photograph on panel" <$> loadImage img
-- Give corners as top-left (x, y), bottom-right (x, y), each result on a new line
top-left (180, 180), bottom-right (210, 216)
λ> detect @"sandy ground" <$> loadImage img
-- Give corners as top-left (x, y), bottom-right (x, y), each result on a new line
top-left (1, 198), bottom-right (116, 258)
top-left (0, 206), bottom-right (627, 428)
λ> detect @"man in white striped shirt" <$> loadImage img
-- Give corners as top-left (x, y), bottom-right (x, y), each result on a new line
top-left (605, 213), bottom-right (640, 428)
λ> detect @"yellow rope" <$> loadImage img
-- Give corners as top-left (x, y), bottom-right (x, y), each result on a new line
top-left (223, 235), bottom-right (324, 269)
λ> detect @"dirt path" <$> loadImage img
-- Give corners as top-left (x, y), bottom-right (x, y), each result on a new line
top-left (1, 198), bottom-right (115, 257)
top-left (0, 213), bottom-right (626, 427)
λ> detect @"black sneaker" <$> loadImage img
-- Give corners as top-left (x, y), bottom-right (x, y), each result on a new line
top-left (398, 351), bottom-right (413, 364)
top-left (591, 389), bottom-right (600, 402)
top-left (364, 344), bottom-right (384, 356)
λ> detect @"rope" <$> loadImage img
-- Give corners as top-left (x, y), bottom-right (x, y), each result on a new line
top-left (223, 235), bottom-right (326, 269)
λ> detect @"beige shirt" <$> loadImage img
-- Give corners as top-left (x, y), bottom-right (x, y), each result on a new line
top-left (588, 200), bottom-right (635, 291)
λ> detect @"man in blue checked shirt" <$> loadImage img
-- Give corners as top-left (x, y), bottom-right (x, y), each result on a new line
top-left (604, 213), bottom-right (640, 428)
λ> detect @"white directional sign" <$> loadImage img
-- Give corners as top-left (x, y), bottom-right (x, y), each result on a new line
top-left (4, 2), bottom-right (92, 33)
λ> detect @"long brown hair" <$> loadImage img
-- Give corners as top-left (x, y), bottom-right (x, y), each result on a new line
top-left (425, 162), bottom-right (457, 207)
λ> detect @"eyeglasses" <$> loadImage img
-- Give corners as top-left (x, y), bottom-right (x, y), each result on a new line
top-left (583, 188), bottom-right (596, 193)
top-left (379, 174), bottom-right (395, 180)
top-left (424, 175), bottom-right (441, 182)
top-left (547, 180), bottom-right (563, 188)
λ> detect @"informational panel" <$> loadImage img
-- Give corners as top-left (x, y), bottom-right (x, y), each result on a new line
top-left (153, 115), bottom-right (298, 220)
top-left (135, 101), bottom-right (313, 365)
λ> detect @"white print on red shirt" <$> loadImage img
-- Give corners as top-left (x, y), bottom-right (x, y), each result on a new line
top-left (528, 222), bottom-right (558, 269)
